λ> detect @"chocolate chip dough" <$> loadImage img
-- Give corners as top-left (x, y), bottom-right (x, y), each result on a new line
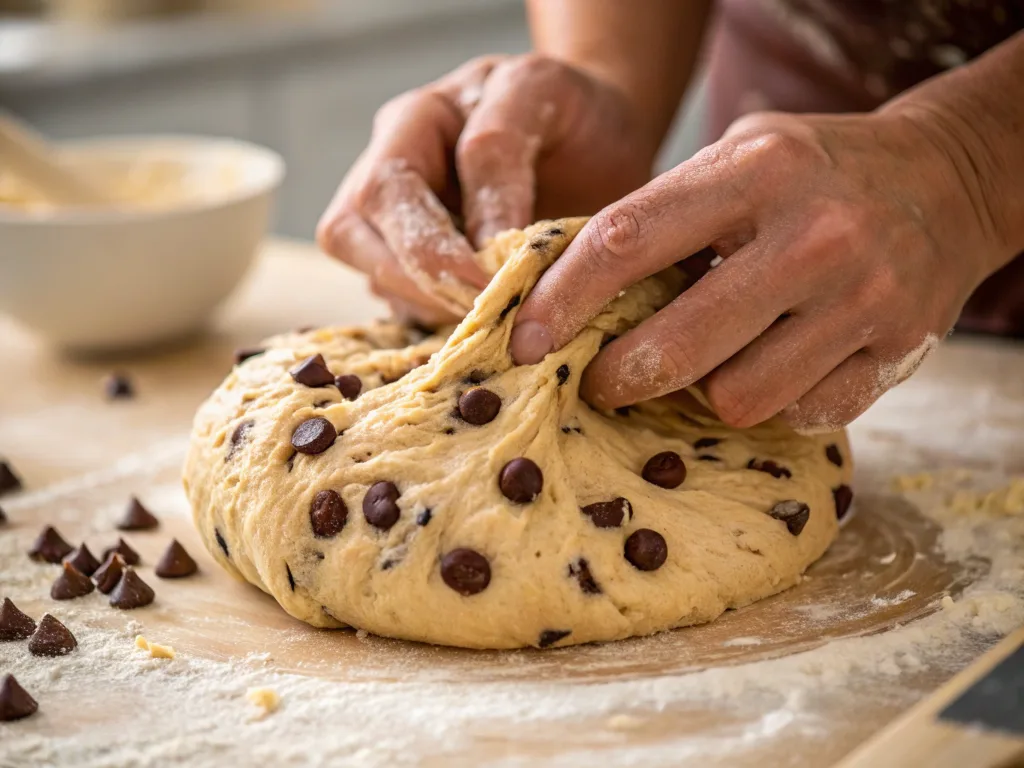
top-left (183, 219), bottom-right (852, 649)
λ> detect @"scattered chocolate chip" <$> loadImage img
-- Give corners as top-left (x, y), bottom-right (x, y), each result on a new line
top-left (286, 563), bottom-right (296, 591)
top-left (155, 540), bottom-right (198, 579)
top-left (834, 485), bottom-right (854, 520)
top-left (63, 544), bottom-right (101, 577)
top-left (363, 481), bottom-right (401, 530)
top-left (416, 508), bottom-right (433, 526)
top-left (573, 426), bottom-right (583, 434)
top-left (313, 400), bottom-right (332, 409)
top-left (93, 554), bottom-right (126, 594)
top-left (825, 444), bottom-right (843, 467)
top-left (234, 347), bottom-right (265, 365)
top-left (51, 561), bottom-right (95, 600)
top-left (381, 559), bottom-right (397, 571)
top-left (28, 525), bottom-right (73, 563)
top-left (103, 372), bottom-right (134, 400)
top-left (0, 460), bottom-right (23, 497)
top-left (465, 370), bottom-right (489, 384)
top-left (215, 528), bottom-right (230, 558)
top-left (0, 598), bottom-right (36, 641)
top-left (498, 295), bottom-right (521, 321)
top-left (117, 496), bottom-right (159, 531)
top-left (443, 427), bottom-right (455, 435)
top-left (310, 490), bottom-right (347, 538)
top-left (747, 459), bottom-right (793, 479)
top-left (291, 417), bottom-right (337, 455)
top-left (641, 452), bottom-right (686, 489)
top-left (694, 437), bottom-right (720, 449)
top-left (581, 497), bottom-right (632, 528)
top-left (768, 500), bottom-right (811, 535)
top-left (102, 538), bottom-right (140, 567)
top-left (286, 452), bottom-right (296, 472)
top-left (290, 354), bottom-right (335, 388)
top-left (546, 227), bottom-right (564, 237)
top-left (457, 388), bottom-right (501, 425)
top-left (615, 406), bottom-right (632, 417)
top-left (226, 419), bottom-right (255, 460)
top-left (28, 614), bottom-right (77, 656)
top-left (530, 239), bottom-right (549, 251)
top-left (499, 458), bottom-right (543, 503)
top-left (624, 529), bottom-right (668, 571)
top-left (560, 426), bottom-right (572, 434)
top-left (335, 374), bottom-right (362, 400)
top-left (0, 675), bottom-right (38, 721)
top-left (556, 364), bottom-right (570, 385)
top-left (109, 567), bottom-right (155, 609)
top-left (537, 629), bottom-right (571, 648)
top-left (568, 558), bottom-right (601, 594)
top-left (296, 325), bottom-right (315, 334)
top-left (698, 455), bottom-right (722, 462)
top-left (440, 549), bottom-right (491, 596)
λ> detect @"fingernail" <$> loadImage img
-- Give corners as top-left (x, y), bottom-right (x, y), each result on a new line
top-left (510, 320), bottom-right (553, 365)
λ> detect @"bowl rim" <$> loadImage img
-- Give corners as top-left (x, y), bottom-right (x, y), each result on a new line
top-left (0, 134), bottom-right (285, 226)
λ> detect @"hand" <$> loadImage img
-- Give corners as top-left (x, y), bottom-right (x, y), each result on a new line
top-left (511, 110), bottom-right (1004, 431)
top-left (317, 54), bottom-right (657, 324)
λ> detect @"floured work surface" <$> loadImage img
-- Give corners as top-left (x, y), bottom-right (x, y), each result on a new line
top-left (1, 240), bottom-right (1023, 767)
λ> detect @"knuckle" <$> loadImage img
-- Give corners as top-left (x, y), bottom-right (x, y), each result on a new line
top-left (504, 52), bottom-right (564, 83)
top-left (315, 210), bottom-right (359, 262)
top-left (588, 201), bottom-right (653, 266)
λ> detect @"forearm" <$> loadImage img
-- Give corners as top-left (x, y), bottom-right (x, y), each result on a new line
top-left (526, 0), bottom-right (713, 149)
top-left (882, 30), bottom-right (1024, 273)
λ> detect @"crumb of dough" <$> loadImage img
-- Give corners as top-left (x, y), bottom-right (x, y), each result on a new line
top-left (892, 473), bottom-right (935, 492)
top-left (606, 714), bottom-right (644, 731)
top-left (246, 687), bottom-right (280, 718)
top-left (941, 595), bottom-right (955, 610)
top-left (135, 635), bottom-right (176, 659)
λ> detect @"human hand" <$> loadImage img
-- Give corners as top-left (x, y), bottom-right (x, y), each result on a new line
top-left (316, 54), bottom-right (657, 325)
top-left (511, 110), bottom-right (1008, 431)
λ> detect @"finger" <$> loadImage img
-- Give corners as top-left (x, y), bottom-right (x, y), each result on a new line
top-left (699, 311), bottom-right (872, 427)
top-left (456, 57), bottom-right (564, 245)
top-left (380, 292), bottom-right (460, 329)
top-left (577, 240), bottom-right (808, 409)
top-left (779, 351), bottom-right (881, 433)
top-left (511, 155), bottom-right (749, 364)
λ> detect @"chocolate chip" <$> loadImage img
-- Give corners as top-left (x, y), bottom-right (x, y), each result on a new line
top-left (363, 481), bottom-right (401, 530)
top-left (825, 444), bottom-right (843, 467)
top-left (530, 239), bottom-right (549, 251)
top-left (615, 406), bottom-right (632, 417)
top-left (0, 460), bottom-right (22, 497)
top-left (104, 372), bottom-right (134, 400)
top-left (416, 508), bottom-right (433, 526)
top-left (102, 538), bottom-right (140, 567)
top-left (568, 558), bottom-right (601, 594)
top-left (498, 295), bottom-right (521, 321)
top-left (381, 559), bottom-right (397, 571)
top-left (0, 675), bottom-right (37, 721)
top-left (234, 347), bottom-right (265, 365)
top-left (538, 629), bottom-right (571, 648)
top-left (215, 528), bottom-right (230, 557)
top-left (581, 497), bottom-right (632, 528)
top-left (546, 227), bottom-right (564, 237)
top-left (291, 354), bottom-right (335, 388)
top-left (335, 374), bottom-right (362, 400)
top-left (440, 548), bottom-right (491, 596)
top-left (51, 561), bottom-right (95, 600)
top-left (0, 506), bottom-right (5, 525)
top-left (499, 458), bottom-right (543, 503)
top-left (109, 567), bottom-right (155, 609)
top-left (747, 459), bottom-right (792, 479)
top-left (694, 437), bottom-right (720, 449)
top-left (443, 427), bottom-right (455, 435)
top-left (556, 364), bottom-right (570, 385)
top-left (93, 554), bottom-right (126, 594)
top-left (286, 563), bottom-right (296, 591)
top-left (310, 490), bottom-right (347, 538)
top-left (465, 370), bottom-right (489, 384)
top-left (227, 419), bottom-right (255, 460)
top-left (155, 539), bottom-right (198, 578)
top-left (0, 598), bottom-right (36, 641)
top-left (560, 426), bottom-right (572, 434)
top-left (117, 496), bottom-right (159, 531)
top-left (641, 452), bottom-right (686, 489)
top-left (624, 529), bottom-right (668, 571)
top-left (28, 614), bottom-right (77, 657)
top-left (768, 500), bottom-right (811, 535)
top-left (28, 525), bottom-right (73, 563)
top-left (458, 388), bottom-right (501, 425)
top-left (834, 485), bottom-right (854, 520)
top-left (63, 543), bottom-right (100, 577)
top-left (698, 455), bottom-right (721, 462)
top-left (291, 417), bottom-right (337, 455)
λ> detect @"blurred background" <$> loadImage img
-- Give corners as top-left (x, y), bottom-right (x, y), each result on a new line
top-left (0, 0), bottom-right (706, 239)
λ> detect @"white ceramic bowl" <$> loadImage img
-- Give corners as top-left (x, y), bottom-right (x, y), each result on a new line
top-left (0, 135), bottom-right (284, 353)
